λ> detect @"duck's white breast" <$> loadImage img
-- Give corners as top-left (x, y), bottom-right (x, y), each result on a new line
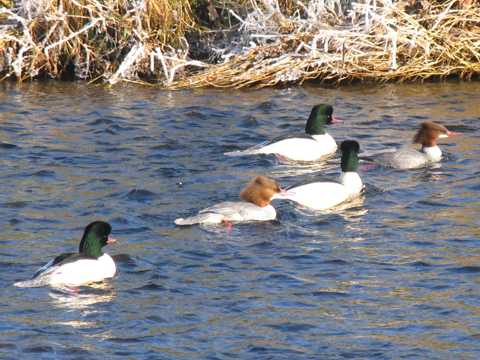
top-left (49, 254), bottom-right (116, 287)
top-left (422, 146), bottom-right (442, 162)
top-left (259, 134), bottom-right (337, 161)
top-left (287, 182), bottom-right (349, 210)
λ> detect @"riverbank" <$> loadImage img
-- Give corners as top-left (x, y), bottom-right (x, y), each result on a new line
top-left (1, 0), bottom-right (479, 88)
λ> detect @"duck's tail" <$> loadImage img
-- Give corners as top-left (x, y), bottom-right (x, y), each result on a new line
top-left (14, 279), bottom-right (46, 288)
top-left (224, 141), bottom-right (271, 157)
top-left (224, 148), bottom-right (262, 157)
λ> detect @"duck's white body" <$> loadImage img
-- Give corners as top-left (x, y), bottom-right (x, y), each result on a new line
top-left (175, 201), bottom-right (277, 225)
top-left (225, 134), bottom-right (337, 162)
top-left (370, 122), bottom-right (458, 169)
top-left (284, 172), bottom-right (363, 210)
top-left (376, 145), bottom-right (442, 169)
top-left (14, 253), bottom-right (116, 288)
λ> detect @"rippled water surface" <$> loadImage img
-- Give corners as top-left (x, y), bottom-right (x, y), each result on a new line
top-left (0, 81), bottom-right (479, 359)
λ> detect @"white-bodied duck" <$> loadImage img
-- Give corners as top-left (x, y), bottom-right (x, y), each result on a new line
top-left (279, 140), bottom-right (363, 210)
top-left (175, 176), bottom-right (287, 225)
top-left (369, 121), bottom-right (459, 169)
top-left (224, 104), bottom-right (341, 162)
top-left (14, 221), bottom-right (117, 288)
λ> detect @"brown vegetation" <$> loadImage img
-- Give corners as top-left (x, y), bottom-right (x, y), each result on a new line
top-left (0, 0), bottom-right (479, 88)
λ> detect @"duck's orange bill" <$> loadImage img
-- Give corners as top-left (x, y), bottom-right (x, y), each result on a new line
top-left (107, 235), bottom-right (117, 244)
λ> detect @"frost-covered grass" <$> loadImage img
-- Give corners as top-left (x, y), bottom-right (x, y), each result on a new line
top-left (172, 0), bottom-right (480, 88)
top-left (0, 0), bottom-right (197, 84)
top-left (0, 0), bottom-right (479, 87)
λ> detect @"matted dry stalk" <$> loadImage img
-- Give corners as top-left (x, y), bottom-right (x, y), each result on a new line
top-left (171, 0), bottom-right (480, 88)
top-left (0, 0), bottom-right (479, 87)
top-left (0, 0), bottom-right (203, 84)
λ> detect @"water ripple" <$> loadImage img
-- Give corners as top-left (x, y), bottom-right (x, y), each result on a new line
top-left (0, 81), bottom-right (479, 359)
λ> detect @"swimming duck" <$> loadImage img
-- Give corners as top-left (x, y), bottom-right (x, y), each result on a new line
top-left (14, 221), bottom-right (117, 288)
top-left (175, 176), bottom-right (286, 225)
top-left (224, 104), bottom-right (340, 162)
top-left (279, 140), bottom-right (363, 210)
top-left (369, 121), bottom-right (459, 169)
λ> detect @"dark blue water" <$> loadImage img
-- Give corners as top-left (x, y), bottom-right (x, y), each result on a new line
top-left (0, 81), bottom-right (479, 359)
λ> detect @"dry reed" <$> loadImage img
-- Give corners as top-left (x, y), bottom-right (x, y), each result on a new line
top-left (0, 0), bottom-right (479, 87)
top-left (171, 0), bottom-right (480, 88)
top-left (0, 0), bottom-right (197, 83)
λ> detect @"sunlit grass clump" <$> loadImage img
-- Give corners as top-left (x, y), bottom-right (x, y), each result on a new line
top-left (0, 0), bottom-right (479, 87)
top-left (0, 0), bottom-right (196, 84)
top-left (172, 0), bottom-right (480, 88)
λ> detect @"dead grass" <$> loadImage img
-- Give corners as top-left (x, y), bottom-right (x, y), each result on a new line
top-left (0, 0), bottom-right (197, 83)
top-left (0, 0), bottom-right (479, 87)
top-left (171, 0), bottom-right (480, 88)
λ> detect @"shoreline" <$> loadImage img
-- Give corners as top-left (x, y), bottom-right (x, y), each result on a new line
top-left (1, 0), bottom-right (479, 88)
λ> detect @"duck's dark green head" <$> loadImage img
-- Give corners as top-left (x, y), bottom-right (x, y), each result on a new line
top-left (305, 104), bottom-right (334, 135)
top-left (79, 221), bottom-right (116, 258)
top-left (340, 140), bottom-right (360, 172)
